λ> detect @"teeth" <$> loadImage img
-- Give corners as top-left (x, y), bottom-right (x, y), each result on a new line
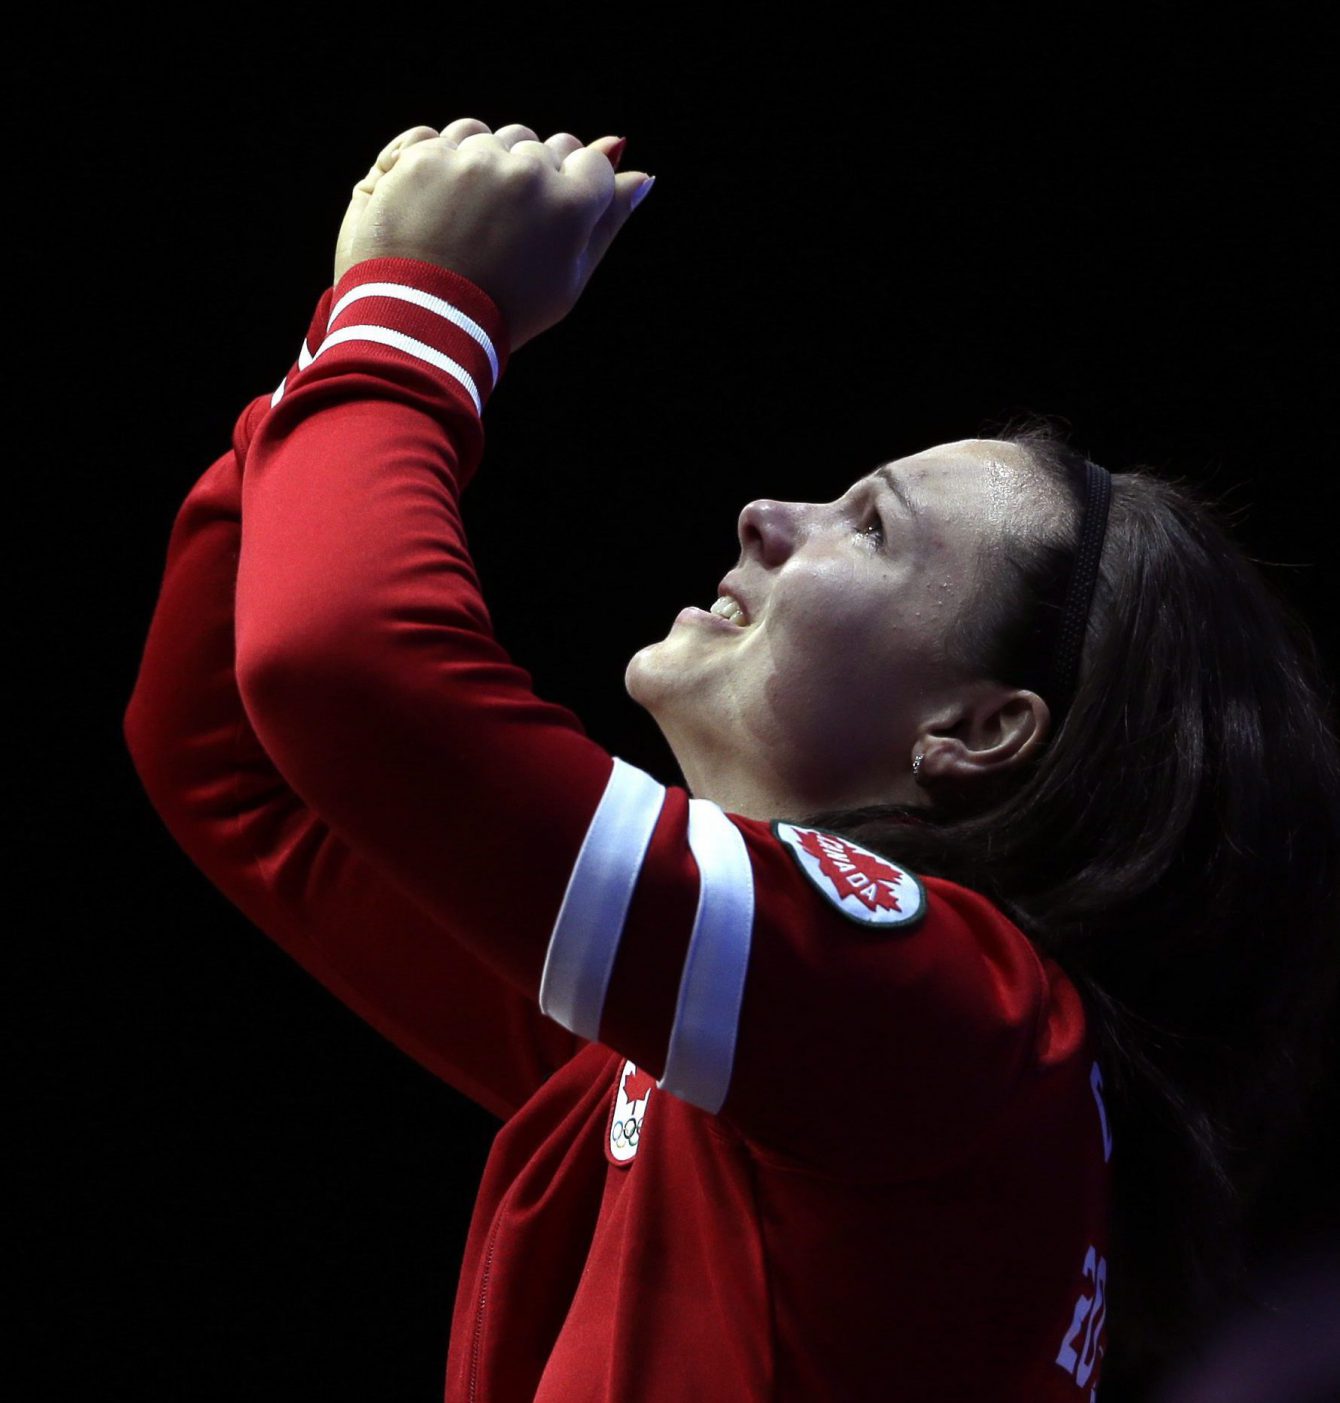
top-left (710, 594), bottom-right (748, 625)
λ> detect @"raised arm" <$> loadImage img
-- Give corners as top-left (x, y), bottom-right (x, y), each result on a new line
top-left (122, 286), bottom-right (586, 1122)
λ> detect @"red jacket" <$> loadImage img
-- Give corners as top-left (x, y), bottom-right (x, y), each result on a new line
top-left (123, 256), bottom-right (1112, 1401)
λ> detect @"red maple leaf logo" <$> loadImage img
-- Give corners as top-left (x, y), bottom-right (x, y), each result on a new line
top-left (795, 828), bottom-right (907, 914)
top-left (622, 1064), bottom-right (656, 1105)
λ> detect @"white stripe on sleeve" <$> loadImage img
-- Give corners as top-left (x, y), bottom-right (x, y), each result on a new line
top-left (273, 335), bottom-right (314, 407)
top-left (658, 799), bottom-right (755, 1114)
top-left (309, 324), bottom-right (485, 417)
top-left (273, 284), bottom-right (500, 413)
top-left (327, 281), bottom-right (500, 393)
top-left (538, 756), bottom-right (666, 1041)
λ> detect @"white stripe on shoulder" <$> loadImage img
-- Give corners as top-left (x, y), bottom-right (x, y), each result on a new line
top-left (658, 799), bottom-right (755, 1115)
top-left (538, 756), bottom-right (666, 1041)
top-left (328, 281), bottom-right (500, 391)
top-left (308, 324), bottom-right (484, 417)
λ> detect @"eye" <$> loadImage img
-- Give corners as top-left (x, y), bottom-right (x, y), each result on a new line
top-left (847, 480), bottom-right (887, 547)
top-left (856, 508), bottom-right (885, 546)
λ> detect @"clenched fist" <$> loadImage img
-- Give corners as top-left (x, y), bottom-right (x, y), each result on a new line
top-left (335, 118), bottom-right (653, 353)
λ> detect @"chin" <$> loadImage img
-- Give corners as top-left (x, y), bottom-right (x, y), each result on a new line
top-left (624, 645), bottom-right (661, 706)
top-left (625, 642), bottom-right (699, 719)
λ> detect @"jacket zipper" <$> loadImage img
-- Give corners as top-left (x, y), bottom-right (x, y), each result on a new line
top-left (469, 1210), bottom-right (503, 1402)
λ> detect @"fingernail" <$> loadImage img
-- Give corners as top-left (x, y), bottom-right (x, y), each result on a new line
top-left (631, 175), bottom-right (656, 210)
top-left (606, 137), bottom-right (628, 170)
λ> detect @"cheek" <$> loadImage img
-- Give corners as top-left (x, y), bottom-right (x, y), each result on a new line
top-left (779, 571), bottom-right (902, 662)
top-left (765, 585), bottom-right (906, 711)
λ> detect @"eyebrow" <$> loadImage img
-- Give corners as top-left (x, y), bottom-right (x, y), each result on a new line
top-left (870, 463), bottom-right (920, 519)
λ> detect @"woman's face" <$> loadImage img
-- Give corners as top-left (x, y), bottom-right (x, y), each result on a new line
top-left (625, 438), bottom-right (1051, 820)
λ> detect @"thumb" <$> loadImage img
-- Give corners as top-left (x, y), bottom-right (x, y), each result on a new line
top-left (358, 126), bottom-right (439, 197)
top-left (336, 126), bottom-right (439, 283)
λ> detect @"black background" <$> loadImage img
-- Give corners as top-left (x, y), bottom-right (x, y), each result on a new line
top-left (28, 7), bottom-right (1336, 1401)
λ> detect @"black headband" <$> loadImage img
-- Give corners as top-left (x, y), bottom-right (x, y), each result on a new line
top-left (1045, 458), bottom-right (1112, 730)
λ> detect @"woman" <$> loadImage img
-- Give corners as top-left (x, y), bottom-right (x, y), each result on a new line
top-left (123, 118), bottom-right (1339, 1400)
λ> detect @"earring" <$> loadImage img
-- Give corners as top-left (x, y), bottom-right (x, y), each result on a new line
top-left (912, 752), bottom-right (924, 779)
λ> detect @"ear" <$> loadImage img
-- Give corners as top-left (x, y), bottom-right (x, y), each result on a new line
top-left (914, 686), bottom-right (1051, 792)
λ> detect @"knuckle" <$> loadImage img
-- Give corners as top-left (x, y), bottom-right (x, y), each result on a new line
top-left (443, 118), bottom-right (490, 140)
top-left (401, 141), bottom-right (446, 177)
top-left (502, 150), bottom-right (549, 181)
top-left (455, 142), bottom-right (492, 168)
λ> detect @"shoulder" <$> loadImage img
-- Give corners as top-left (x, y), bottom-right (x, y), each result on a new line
top-left (707, 813), bottom-right (1055, 1175)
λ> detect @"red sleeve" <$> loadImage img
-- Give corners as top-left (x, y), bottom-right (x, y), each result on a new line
top-left (122, 281), bottom-right (586, 1123)
top-left (235, 257), bottom-right (1050, 1178)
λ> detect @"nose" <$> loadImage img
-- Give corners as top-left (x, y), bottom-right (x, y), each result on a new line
top-left (737, 498), bottom-right (800, 566)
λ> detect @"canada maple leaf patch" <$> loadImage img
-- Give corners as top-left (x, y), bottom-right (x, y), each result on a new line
top-left (770, 820), bottom-right (928, 929)
top-left (608, 1058), bottom-right (655, 1167)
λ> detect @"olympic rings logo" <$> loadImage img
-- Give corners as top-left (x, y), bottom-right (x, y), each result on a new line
top-left (611, 1114), bottom-right (642, 1148)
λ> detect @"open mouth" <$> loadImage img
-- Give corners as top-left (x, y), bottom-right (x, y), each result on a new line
top-left (676, 605), bottom-right (749, 632)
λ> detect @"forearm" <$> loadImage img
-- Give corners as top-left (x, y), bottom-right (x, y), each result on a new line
top-left (232, 259), bottom-right (608, 1004)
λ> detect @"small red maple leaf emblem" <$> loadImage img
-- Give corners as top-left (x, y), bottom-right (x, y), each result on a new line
top-left (795, 828), bottom-right (907, 914)
top-left (622, 1064), bottom-right (656, 1105)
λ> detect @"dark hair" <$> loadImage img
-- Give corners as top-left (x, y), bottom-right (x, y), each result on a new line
top-left (789, 414), bottom-right (1340, 1392)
